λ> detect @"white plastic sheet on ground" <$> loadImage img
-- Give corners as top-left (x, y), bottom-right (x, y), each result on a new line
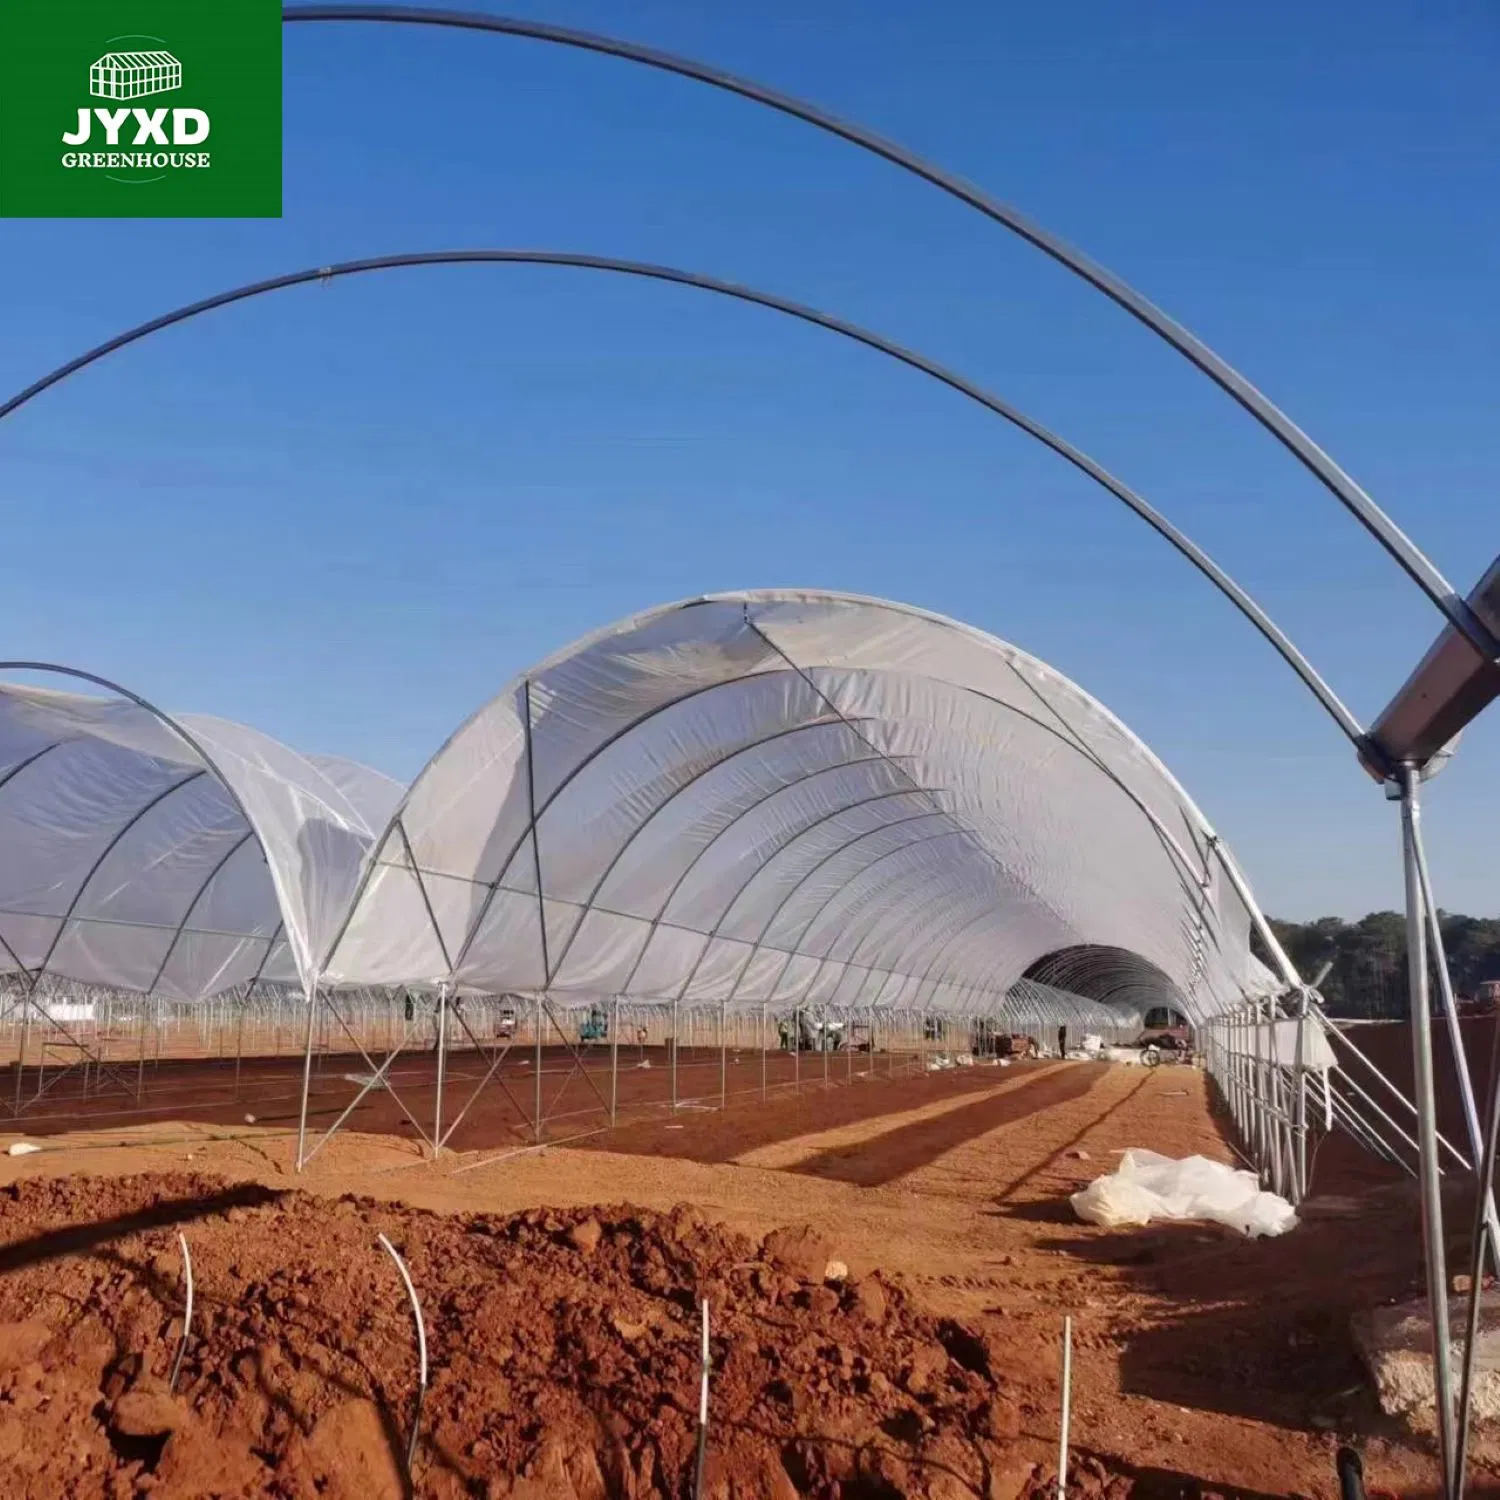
top-left (1070, 1148), bottom-right (1298, 1238)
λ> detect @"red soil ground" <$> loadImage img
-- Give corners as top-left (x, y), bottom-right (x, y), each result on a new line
top-left (0, 1043), bottom-right (939, 1155)
top-left (0, 1055), bottom-right (1480, 1499)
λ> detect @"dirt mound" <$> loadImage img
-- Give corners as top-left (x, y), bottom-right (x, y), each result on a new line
top-left (0, 1172), bottom-right (1103, 1499)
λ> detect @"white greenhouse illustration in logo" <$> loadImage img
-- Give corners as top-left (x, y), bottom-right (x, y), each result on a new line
top-left (89, 50), bottom-right (182, 102)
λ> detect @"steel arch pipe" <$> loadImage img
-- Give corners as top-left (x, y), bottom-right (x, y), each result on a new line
top-left (276, 5), bottom-right (1499, 663)
top-left (0, 247), bottom-right (1366, 757)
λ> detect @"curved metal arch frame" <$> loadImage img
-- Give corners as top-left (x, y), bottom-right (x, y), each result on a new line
top-left (273, 5), bottom-right (1498, 662)
top-left (0, 744), bottom-right (70, 980)
top-left (600, 760), bottom-right (924, 999)
top-left (143, 830), bottom-right (267, 998)
top-left (811, 832), bottom-right (1040, 988)
top-left (446, 664), bottom-right (877, 979)
top-left (0, 249), bottom-right (1367, 758)
top-left (666, 803), bottom-right (951, 1006)
top-left (721, 813), bottom-right (972, 1008)
top-left (813, 865), bottom-right (1004, 1007)
top-left (0, 662), bottom-right (313, 996)
top-left (405, 657), bottom-right (1049, 1000)
top-left (539, 714), bottom-right (861, 984)
top-left (1028, 943), bottom-right (1186, 1010)
top-left (773, 829), bottom-right (986, 1009)
top-left (744, 620), bottom-right (1195, 955)
top-left (703, 784), bottom-right (947, 942)
top-left (843, 876), bottom-right (1025, 995)
top-left (911, 900), bottom-right (1012, 997)
top-left (401, 666), bottom-right (808, 981)
top-left (909, 902), bottom-right (1027, 1008)
top-left (31, 768), bottom-right (210, 986)
top-left (856, 666), bottom-right (1221, 919)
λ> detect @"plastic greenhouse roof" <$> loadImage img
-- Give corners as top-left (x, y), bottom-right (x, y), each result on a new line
top-left (0, 592), bottom-right (1282, 1020)
top-left (323, 591), bottom-right (1274, 1023)
top-left (0, 682), bottom-right (400, 1002)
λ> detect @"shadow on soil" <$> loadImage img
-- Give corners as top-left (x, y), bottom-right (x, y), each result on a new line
top-left (788, 1067), bottom-right (1104, 1188)
top-left (1013, 1187), bottom-right (1436, 1438)
top-left (0, 1182), bottom-right (281, 1273)
top-left (586, 1064), bottom-right (1029, 1165)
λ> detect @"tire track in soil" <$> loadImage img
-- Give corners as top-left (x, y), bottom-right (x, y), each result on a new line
top-left (787, 1063), bottom-right (1109, 1187)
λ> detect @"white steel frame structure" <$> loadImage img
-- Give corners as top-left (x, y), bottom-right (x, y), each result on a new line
top-left (0, 594), bottom-right (1292, 1176)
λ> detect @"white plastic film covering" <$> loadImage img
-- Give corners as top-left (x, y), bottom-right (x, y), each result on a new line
top-left (329, 591), bottom-right (1271, 1021)
top-left (0, 683), bottom-right (399, 1000)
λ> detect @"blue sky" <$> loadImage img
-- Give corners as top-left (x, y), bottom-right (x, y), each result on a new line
top-left (1, 0), bottom-right (1496, 919)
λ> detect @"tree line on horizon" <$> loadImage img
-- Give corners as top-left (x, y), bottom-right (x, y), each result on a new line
top-left (1259, 912), bottom-right (1500, 1018)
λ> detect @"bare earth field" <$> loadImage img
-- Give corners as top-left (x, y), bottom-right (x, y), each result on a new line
top-left (0, 1057), bottom-right (1475, 1499)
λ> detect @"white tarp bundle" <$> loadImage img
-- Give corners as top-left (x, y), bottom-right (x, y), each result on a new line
top-left (1070, 1148), bottom-right (1298, 1238)
top-left (0, 591), bottom-right (1280, 1019)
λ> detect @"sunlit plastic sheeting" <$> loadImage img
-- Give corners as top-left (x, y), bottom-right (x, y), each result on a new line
top-left (328, 591), bottom-right (1271, 1020)
top-left (0, 683), bottom-right (398, 1000)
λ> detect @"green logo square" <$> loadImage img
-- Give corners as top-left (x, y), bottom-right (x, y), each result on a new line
top-left (0, 0), bottom-right (282, 218)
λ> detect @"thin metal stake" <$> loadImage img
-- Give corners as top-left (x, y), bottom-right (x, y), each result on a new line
top-left (760, 1002), bottom-right (767, 1101)
top-left (610, 996), bottom-right (620, 1126)
top-left (433, 987), bottom-right (448, 1150)
top-left (233, 1000), bottom-right (245, 1103)
top-left (169, 1233), bottom-right (194, 1392)
top-left (534, 994), bottom-right (543, 1145)
top-left (1454, 1012), bottom-right (1500, 1495)
top-left (295, 977), bottom-right (318, 1172)
top-left (693, 1297), bottom-right (711, 1500)
top-left (377, 1233), bottom-right (428, 1472)
top-left (1058, 1314), bottom-right (1073, 1499)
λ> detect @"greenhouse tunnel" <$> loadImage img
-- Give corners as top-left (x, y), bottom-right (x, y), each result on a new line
top-left (1024, 945), bottom-right (1197, 1019)
top-left (323, 590), bottom-right (1276, 1020)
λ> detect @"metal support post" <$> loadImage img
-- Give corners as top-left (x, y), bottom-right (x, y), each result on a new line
top-left (433, 985), bottom-right (448, 1151)
top-left (295, 975), bottom-right (319, 1172)
top-left (1454, 1013), bottom-right (1500, 1492)
top-left (719, 999), bottom-right (727, 1109)
top-left (1399, 767), bottom-right (1457, 1495)
top-left (1293, 992), bottom-right (1309, 1200)
top-left (760, 1001), bottom-right (767, 1101)
top-left (533, 994), bottom-right (544, 1144)
top-left (610, 995), bottom-right (619, 1126)
top-left (233, 999), bottom-right (246, 1103)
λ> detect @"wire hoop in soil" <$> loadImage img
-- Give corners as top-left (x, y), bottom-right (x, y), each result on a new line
top-left (168, 1232), bottom-right (193, 1393)
top-left (377, 1232), bottom-right (428, 1471)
